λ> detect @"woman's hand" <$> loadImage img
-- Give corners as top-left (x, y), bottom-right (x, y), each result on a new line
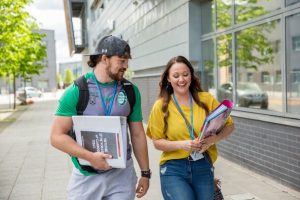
top-left (179, 139), bottom-right (202, 151)
top-left (199, 125), bottom-right (235, 153)
top-left (199, 134), bottom-right (218, 153)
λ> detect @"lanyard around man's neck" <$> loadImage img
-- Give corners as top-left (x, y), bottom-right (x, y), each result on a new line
top-left (92, 71), bottom-right (118, 116)
top-left (172, 92), bottom-right (195, 140)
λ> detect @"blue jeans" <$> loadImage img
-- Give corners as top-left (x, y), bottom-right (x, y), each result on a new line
top-left (160, 158), bottom-right (214, 200)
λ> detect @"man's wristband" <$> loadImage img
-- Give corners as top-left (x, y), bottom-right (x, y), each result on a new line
top-left (141, 169), bottom-right (151, 179)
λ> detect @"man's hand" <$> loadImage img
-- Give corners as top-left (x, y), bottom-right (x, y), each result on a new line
top-left (87, 152), bottom-right (112, 171)
top-left (135, 177), bottom-right (150, 198)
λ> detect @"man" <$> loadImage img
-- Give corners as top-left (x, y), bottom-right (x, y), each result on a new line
top-left (50, 35), bottom-right (150, 200)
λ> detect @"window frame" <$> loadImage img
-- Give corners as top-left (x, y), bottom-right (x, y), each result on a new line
top-left (199, 1), bottom-right (300, 119)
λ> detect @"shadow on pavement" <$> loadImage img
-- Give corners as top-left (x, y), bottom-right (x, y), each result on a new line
top-left (0, 104), bottom-right (29, 134)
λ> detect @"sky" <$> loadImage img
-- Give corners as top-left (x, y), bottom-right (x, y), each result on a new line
top-left (26, 0), bottom-right (82, 64)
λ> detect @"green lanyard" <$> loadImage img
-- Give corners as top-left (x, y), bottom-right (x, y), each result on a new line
top-left (172, 93), bottom-right (194, 140)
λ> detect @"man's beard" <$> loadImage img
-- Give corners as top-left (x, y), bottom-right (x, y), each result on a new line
top-left (106, 62), bottom-right (125, 81)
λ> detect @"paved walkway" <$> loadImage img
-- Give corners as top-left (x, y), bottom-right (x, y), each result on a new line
top-left (0, 95), bottom-right (299, 200)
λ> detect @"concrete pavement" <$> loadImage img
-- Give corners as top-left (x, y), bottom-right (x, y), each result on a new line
top-left (0, 94), bottom-right (299, 200)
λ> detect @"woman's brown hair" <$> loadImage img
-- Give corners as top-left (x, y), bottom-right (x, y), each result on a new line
top-left (158, 55), bottom-right (209, 133)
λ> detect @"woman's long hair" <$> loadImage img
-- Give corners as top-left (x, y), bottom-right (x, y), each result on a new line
top-left (158, 55), bottom-right (209, 133)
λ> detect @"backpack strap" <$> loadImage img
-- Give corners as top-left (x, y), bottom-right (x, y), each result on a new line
top-left (72, 76), bottom-right (98, 174)
top-left (69, 75), bottom-right (89, 141)
top-left (74, 75), bottom-right (89, 115)
top-left (122, 78), bottom-right (136, 115)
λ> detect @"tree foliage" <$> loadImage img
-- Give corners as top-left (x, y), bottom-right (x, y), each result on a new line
top-left (215, 0), bottom-right (275, 70)
top-left (203, 0), bottom-right (275, 72)
top-left (124, 69), bottom-right (134, 80)
top-left (56, 73), bottom-right (63, 89)
top-left (0, 0), bottom-right (47, 108)
top-left (56, 73), bottom-right (62, 83)
top-left (64, 69), bottom-right (74, 87)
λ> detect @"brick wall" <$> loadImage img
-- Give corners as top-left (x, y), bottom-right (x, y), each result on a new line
top-left (218, 117), bottom-right (300, 190)
top-left (132, 76), bottom-right (160, 121)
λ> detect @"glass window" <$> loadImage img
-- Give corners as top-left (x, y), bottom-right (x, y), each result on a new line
top-left (200, 0), bottom-right (215, 34)
top-left (286, 13), bottom-right (300, 114)
top-left (261, 71), bottom-right (271, 84)
top-left (201, 39), bottom-right (216, 95)
top-left (235, 0), bottom-right (281, 24)
top-left (38, 80), bottom-right (49, 91)
top-left (286, 0), bottom-right (300, 6)
top-left (275, 71), bottom-right (282, 84)
top-left (292, 36), bottom-right (300, 51)
top-left (90, 7), bottom-right (96, 22)
top-left (216, 0), bottom-right (232, 30)
top-left (247, 73), bottom-right (253, 82)
top-left (291, 70), bottom-right (300, 83)
top-left (73, 17), bottom-right (82, 46)
top-left (235, 20), bottom-right (282, 111)
top-left (216, 34), bottom-right (233, 102)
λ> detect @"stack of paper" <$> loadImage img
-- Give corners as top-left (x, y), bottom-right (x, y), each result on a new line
top-left (72, 116), bottom-right (127, 168)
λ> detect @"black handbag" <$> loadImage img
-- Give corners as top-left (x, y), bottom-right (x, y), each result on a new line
top-left (214, 179), bottom-right (224, 200)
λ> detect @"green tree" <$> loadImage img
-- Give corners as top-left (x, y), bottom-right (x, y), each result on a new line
top-left (0, 72), bottom-right (13, 94)
top-left (124, 69), bottom-right (134, 80)
top-left (0, 0), bottom-right (46, 108)
top-left (64, 69), bottom-right (74, 88)
top-left (202, 0), bottom-right (276, 92)
top-left (56, 73), bottom-right (63, 89)
top-left (216, 0), bottom-right (275, 70)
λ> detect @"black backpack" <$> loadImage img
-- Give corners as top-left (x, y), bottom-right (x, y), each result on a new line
top-left (71, 75), bottom-right (136, 174)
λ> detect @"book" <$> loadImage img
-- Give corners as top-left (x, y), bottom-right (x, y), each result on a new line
top-left (80, 131), bottom-right (119, 159)
top-left (199, 99), bottom-right (233, 140)
top-left (190, 99), bottom-right (233, 160)
top-left (72, 116), bottom-right (127, 168)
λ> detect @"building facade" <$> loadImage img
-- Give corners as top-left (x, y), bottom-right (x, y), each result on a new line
top-left (64, 0), bottom-right (300, 190)
top-left (17, 29), bottom-right (57, 92)
top-left (58, 61), bottom-right (84, 79)
top-left (29, 29), bottom-right (57, 92)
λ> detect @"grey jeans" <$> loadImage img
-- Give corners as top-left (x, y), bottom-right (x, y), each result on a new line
top-left (67, 158), bottom-right (137, 200)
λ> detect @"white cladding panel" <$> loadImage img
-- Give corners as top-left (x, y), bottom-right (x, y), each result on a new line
top-left (130, 42), bottom-right (188, 71)
top-left (86, 0), bottom-right (190, 71)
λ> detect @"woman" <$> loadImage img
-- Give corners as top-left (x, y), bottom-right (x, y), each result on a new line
top-left (146, 55), bottom-right (234, 200)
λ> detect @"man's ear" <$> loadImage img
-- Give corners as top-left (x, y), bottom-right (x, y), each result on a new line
top-left (101, 55), bottom-right (109, 64)
top-left (101, 54), bottom-right (107, 61)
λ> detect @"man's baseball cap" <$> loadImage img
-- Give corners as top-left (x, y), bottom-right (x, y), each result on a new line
top-left (86, 35), bottom-right (131, 58)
